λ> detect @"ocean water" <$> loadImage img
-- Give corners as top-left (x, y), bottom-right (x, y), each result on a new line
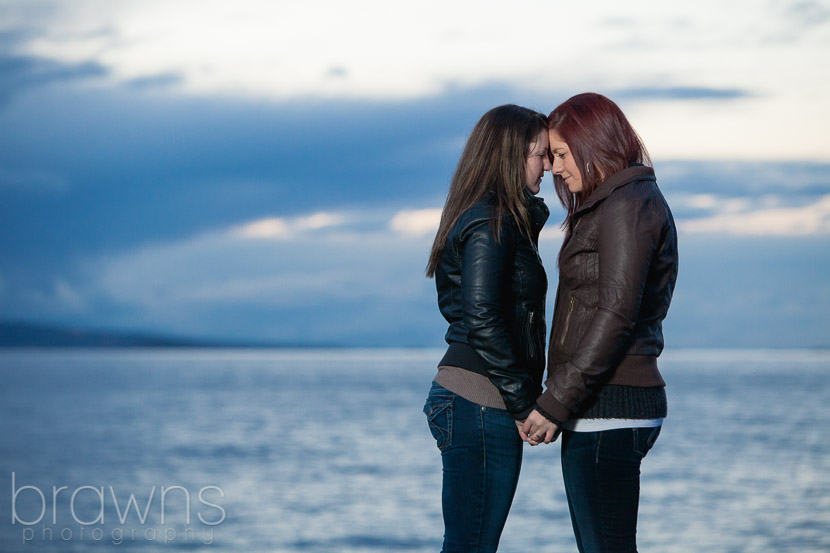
top-left (0, 348), bottom-right (828, 552)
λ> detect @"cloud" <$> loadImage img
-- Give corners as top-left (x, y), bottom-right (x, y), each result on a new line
top-left (616, 87), bottom-right (750, 101)
top-left (3, 277), bottom-right (87, 318)
top-left (0, 52), bottom-right (107, 104)
top-left (233, 213), bottom-right (347, 239)
top-left (770, 1), bottom-right (830, 41)
top-left (388, 207), bottom-right (567, 241)
top-left (86, 208), bottom-right (434, 313)
top-left (6, 0), bottom-right (578, 99)
top-left (52, 279), bottom-right (86, 311)
top-left (3, 200), bottom-right (828, 347)
top-left (679, 195), bottom-right (830, 236)
top-left (2, 1), bottom-right (829, 164)
top-left (670, 193), bottom-right (752, 216)
top-left (656, 161), bottom-right (830, 199)
top-left (124, 71), bottom-right (182, 89)
top-left (326, 66), bottom-right (348, 79)
top-left (0, 28), bottom-right (109, 103)
top-left (80, 211), bottom-right (440, 343)
top-left (296, 212), bottom-right (347, 231)
top-left (1, 1), bottom-right (829, 347)
top-left (1, 0), bottom-right (823, 104)
top-left (389, 209), bottom-right (442, 237)
top-left (73, 205), bottom-right (581, 330)
top-left (788, 0), bottom-right (830, 26)
top-left (0, 81), bottom-right (510, 272)
top-left (540, 225), bottom-right (566, 241)
top-left (60, 204), bottom-right (561, 342)
top-left (234, 218), bottom-right (291, 239)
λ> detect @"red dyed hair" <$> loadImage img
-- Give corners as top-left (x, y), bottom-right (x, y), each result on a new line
top-left (548, 93), bottom-right (650, 257)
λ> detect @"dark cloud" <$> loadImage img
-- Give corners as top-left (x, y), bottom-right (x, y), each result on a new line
top-left (0, 78), bottom-right (546, 275)
top-left (0, 51), bottom-right (108, 106)
top-left (1, 75), bottom-right (828, 347)
top-left (125, 72), bottom-right (184, 89)
top-left (755, 1), bottom-right (830, 44)
top-left (788, 1), bottom-right (830, 27)
top-left (615, 86), bottom-right (751, 101)
top-left (655, 160), bottom-right (830, 197)
top-left (0, 74), bottom-right (825, 264)
top-left (326, 66), bottom-right (348, 78)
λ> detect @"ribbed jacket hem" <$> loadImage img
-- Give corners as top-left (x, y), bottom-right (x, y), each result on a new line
top-left (536, 354), bottom-right (667, 422)
top-left (577, 385), bottom-right (667, 419)
top-left (438, 342), bottom-right (488, 375)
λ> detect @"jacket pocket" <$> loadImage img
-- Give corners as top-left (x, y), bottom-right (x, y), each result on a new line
top-left (556, 295), bottom-right (593, 355)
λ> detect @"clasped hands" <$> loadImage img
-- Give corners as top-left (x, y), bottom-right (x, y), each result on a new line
top-left (516, 409), bottom-right (559, 446)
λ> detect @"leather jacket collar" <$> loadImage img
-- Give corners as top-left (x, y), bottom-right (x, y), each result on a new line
top-left (523, 188), bottom-right (550, 234)
top-left (575, 165), bottom-right (655, 215)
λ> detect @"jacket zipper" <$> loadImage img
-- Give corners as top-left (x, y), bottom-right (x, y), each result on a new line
top-left (525, 310), bottom-right (536, 358)
top-left (559, 297), bottom-right (575, 346)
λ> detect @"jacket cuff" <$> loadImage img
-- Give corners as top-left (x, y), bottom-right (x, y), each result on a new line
top-left (535, 390), bottom-right (571, 424)
top-left (512, 404), bottom-right (536, 421)
top-left (533, 403), bottom-right (565, 426)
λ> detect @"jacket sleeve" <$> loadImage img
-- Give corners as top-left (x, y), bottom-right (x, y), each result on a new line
top-left (543, 186), bottom-right (662, 417)
top-left (460, 220), bottom-right (536, 418)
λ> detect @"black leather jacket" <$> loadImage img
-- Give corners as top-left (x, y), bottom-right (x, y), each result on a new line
top-left (435, 190), bottom-right (549, 418)
top-left (537, 165), bottom-right (678, 422)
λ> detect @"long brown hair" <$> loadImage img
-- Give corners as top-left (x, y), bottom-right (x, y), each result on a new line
top-left (548, 93), bottom-right (650, 259)
top-left (425, 104), bottom-right (547, 278)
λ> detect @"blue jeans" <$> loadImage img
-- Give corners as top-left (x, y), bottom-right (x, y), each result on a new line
top-left (423, 382), bottom-right (523, 553)
top-left (560, 427), bottom-right (662, 553)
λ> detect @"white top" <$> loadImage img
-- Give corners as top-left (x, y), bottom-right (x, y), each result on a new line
top-left (562, 417), bottom-right (663, 432)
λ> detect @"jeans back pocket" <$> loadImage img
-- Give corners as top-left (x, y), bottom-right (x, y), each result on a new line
top-left (633, 426), bottom-right (662, 458)
top-left (423, 383), bottom-right (454, 451)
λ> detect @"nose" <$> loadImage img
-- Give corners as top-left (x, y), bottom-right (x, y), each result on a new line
top-left (543, 155), bottom-right (551, 172)
top-left (551, 155), bottom-right (563, 174)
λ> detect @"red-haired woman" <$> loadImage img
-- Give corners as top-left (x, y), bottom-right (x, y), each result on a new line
top-left (522, 93), bottom-right (678, 552)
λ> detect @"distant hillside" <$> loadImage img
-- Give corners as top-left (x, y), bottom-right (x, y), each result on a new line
top-left (0, 321), bottom-right (209, 348)
top-left (0, 320), bottom-right (341, 349)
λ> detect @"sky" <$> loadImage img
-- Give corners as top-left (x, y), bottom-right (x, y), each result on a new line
top-left (1, 0), bottom-right (829, 348)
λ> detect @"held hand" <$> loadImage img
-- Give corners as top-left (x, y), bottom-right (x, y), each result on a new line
top-left (521, 410), bottom-right (559, 446)
top-left (515, 419), bottom-right (531, 442)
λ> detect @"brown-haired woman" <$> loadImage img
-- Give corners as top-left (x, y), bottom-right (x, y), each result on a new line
top-left (423, 104), bottom-right (551, 552)
top-left (522, 92), bottom-right (679, 552)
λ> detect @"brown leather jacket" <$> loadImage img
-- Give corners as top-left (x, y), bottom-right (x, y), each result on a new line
top-left (536, 165), bottom-right (678, 423)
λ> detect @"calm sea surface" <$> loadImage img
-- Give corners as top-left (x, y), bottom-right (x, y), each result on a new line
top-left (0, 348), bottom-right (828, 552)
